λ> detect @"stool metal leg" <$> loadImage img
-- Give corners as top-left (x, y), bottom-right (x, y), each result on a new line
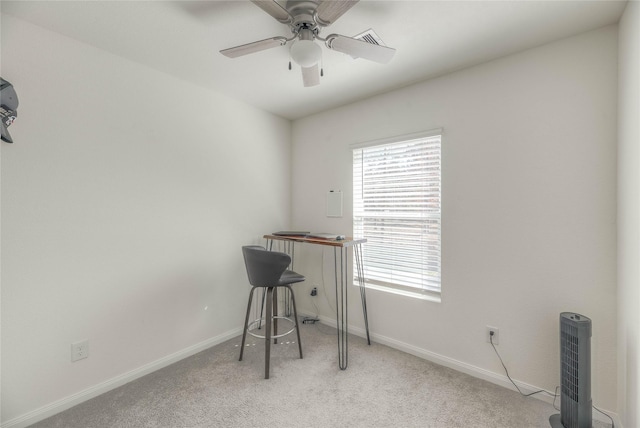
top-left (239, 287), bottom-right (257, 362)
top-left (258, 288), bottom-right (266, 330)
top-left (264, 287), bottom-right (274, 379)
top-left (273, 287), bottom-right (278, 344)
top-left (286, 284), bottom-right (303, 359)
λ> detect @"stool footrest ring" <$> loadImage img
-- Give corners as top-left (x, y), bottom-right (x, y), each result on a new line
top-left (247, 316), bottom-right (297, 340)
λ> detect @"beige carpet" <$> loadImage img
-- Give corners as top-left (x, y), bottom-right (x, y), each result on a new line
top-left (32, 321), bottom-right (602, 428)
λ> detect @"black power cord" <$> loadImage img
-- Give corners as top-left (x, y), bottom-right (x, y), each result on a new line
top-left (489, 332), bottom-right (615, 427)
top-left (593, 405), bottom-right (615, 428)
top-left (489, 333), bottom-right (546, 397)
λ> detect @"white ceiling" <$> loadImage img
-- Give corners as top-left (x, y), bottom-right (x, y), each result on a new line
top-left (1, 0), bottom-right (628, 120)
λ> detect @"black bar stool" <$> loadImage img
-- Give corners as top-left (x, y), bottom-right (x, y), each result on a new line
top-left (240, 245), bottom-right (304, 379)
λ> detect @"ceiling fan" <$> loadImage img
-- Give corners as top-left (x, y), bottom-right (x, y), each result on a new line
top-left (220, 0), bottom-right (396, 87)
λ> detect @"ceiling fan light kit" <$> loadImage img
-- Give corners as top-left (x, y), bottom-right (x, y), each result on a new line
top-left (290, 39), bottom-right (322, 67)
top-left (220, 0), bottom-right (396, 87)
top-left (290, 28), bottom-right (322, 67)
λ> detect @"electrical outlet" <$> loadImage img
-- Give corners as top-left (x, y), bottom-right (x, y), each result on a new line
top-left (71, 340), bottom-right (89, 362)
top-left (486, 326), bottom-right (499, 345)
top-left (310, 287), bottom-right (318, 296)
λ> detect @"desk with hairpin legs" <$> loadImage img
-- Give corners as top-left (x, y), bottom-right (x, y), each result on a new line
top-left (264, 234), bottom-right (370, 370)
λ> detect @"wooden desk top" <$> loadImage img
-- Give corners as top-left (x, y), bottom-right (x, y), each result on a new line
top-left (264, 234), bottom-right (366, 248)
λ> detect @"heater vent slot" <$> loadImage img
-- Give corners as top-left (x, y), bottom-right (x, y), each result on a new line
top-left (561, 329), bottom-right (579, 401)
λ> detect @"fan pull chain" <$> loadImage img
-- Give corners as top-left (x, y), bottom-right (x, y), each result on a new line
top-left (288, 61), bottom-right (292, 70)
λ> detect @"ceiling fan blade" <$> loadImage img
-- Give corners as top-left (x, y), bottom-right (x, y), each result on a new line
top-left (315, 0), bottom-right (359, 26)
top-left (220, 37), bottom-right (287, 58)
top-left (326, 34), bottom-right (396, 64)
top-left (251, 0), bottom-right (293, 24)
top-left (302, 64), bottom-right (320, 87)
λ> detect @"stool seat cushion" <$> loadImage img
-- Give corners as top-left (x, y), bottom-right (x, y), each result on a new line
top-left (279, 270), bottom-right (305, 286)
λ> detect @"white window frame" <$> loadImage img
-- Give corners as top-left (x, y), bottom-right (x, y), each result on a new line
top-left (352, 129), bottom-right (442, 302)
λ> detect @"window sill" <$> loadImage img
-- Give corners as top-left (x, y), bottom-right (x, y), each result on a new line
top-left (355, 282), bottom-right (441, 303)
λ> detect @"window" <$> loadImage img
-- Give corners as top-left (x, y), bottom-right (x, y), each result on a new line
top-left (352, 130), bottom-right (441, 299)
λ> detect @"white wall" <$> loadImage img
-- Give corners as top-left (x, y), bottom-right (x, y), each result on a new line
top-left (0, 15), bottom-right (291, 425)
top-left (291, 25), bottom-right (619, 413)
top-left (617, 2), bottom-right (640, 427)
top-left (1, 10), bottom-right (629, 428)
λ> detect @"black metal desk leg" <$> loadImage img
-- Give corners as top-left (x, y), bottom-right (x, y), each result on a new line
top-left (354, 244), bottom-right (370, 345)
top-left (334, 247), bottom-right (348, 370)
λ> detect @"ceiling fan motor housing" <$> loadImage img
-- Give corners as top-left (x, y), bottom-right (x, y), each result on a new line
top-left (287, 0), bottom-right (322, 35)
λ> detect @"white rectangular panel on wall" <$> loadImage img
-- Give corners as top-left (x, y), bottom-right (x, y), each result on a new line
top-left (327, 190), bottom-right (343, 217)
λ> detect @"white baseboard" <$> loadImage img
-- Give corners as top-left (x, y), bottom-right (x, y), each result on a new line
top-left (1, 328), bottom-right (243, 428)
top-left (302, 312), bottom-right (622, 428)
top-left (4, 315), bottom-right (623, 428)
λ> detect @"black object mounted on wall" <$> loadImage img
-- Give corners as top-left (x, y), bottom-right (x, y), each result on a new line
top-left (1, 78), bottom-right (19, 144)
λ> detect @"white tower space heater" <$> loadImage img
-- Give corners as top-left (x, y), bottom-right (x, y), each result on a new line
top-left (550, 312), bottom-right (592, 428)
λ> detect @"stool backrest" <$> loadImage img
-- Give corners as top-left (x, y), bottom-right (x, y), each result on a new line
top-left (242, 245), bottom-right (291, 287)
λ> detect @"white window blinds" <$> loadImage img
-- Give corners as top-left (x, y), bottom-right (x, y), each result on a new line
top-left (353, 133), bottom-right (441, 294)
